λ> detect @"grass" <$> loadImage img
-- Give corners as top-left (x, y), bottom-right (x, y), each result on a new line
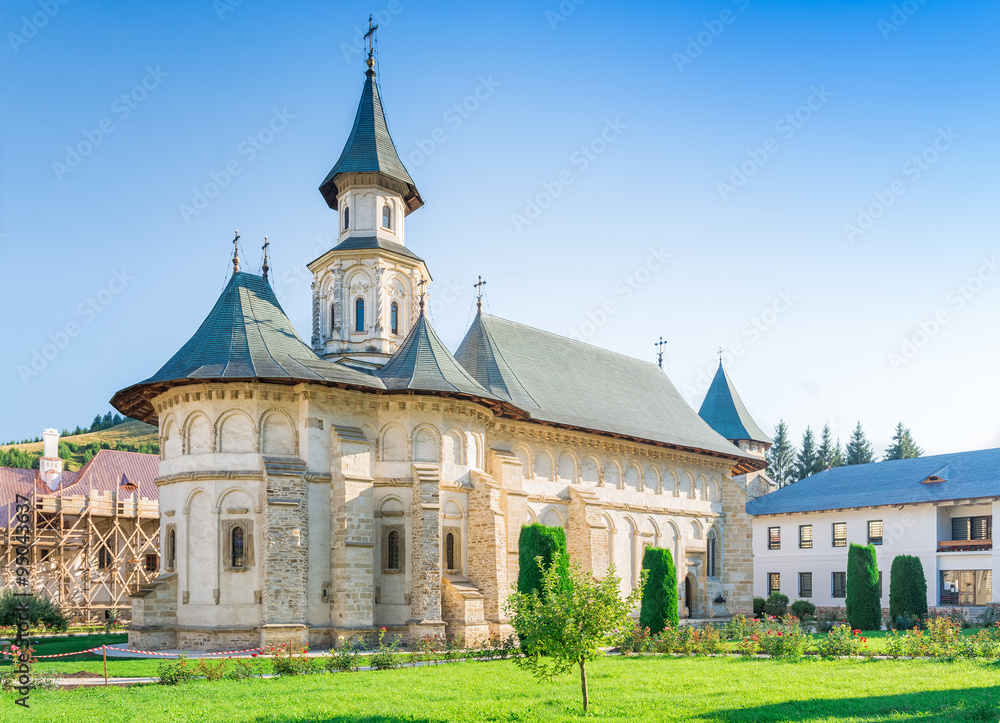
top-left (5, 655), bottom-right (1000, 722)
top-left (0, 420), bottom-right (158, 470)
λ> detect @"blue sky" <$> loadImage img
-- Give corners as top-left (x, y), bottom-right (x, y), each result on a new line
top-left (1, 0), bottom-right (997, 457)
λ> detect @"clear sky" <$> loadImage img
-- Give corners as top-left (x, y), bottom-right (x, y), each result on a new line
top-left (1, 0), bottom-right (997, 457)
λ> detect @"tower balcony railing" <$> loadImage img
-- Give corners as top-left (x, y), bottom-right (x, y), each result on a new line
top-left (937, 539), bottom-right (992, 553)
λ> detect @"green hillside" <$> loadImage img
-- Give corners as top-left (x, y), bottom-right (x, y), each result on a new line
top-left (0, 419), bottom-right (159, 472)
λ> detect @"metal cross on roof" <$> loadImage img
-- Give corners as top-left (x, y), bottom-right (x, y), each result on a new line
top-left (654, 336), bottom-right (668, 369)
top-left (262, 236), bottom-right (270, 283)
top-left (232, 230), bottom-right (241, 274)
top-left (418, 277), bottom-right (427, 313)
top-left (474, 275), bottom-right (487, 313)
top-left (717, 347), bottom-right (725, 364)
top-left (364, 14), bottom-right (378, 68)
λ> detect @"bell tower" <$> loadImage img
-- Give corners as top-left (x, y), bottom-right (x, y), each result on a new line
top-left (308, 19), bottom-right (430, 370)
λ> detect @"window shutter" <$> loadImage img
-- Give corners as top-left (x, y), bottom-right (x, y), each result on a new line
top-left (953, 517), bottom-right (970, 541)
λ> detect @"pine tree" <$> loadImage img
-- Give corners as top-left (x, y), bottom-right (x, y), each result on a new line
top-left (91, 415), bottom-right (102, 432)
top-left (816, 423), bottom-right (843, 470)
top-left (845, 421), bottom-right (874, 465)
top-left (765, 421), bottom-right (797, 487)
top-left (846, 543), bottom-right (882, 631)
top-left (884, 422), bottom-right (922, 460)
top-left (794, 427), bottom-right (822, 481)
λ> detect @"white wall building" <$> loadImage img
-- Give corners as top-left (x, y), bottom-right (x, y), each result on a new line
top-left (748, 449), bottom-right (1000, 611)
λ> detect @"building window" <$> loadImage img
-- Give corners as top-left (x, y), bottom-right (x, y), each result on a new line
top-left (343, 206), bottom-right (349, 231)
top-left (382, 204), bottom-right (392, 229)
top-left (799, 572), bottom-right (812, 598)
top-left (768, 572), bottom-right (780, 595)
top-left (832, 571), bottom-right (847, 598)
top-left (144, 554), bottom-right (158, 573)
top-left (97, 545), bottom-right (112, 570)
top-left (879, 571), bottom-right (884, 598)
top-left (231, 526), bottom-right (245, 568)
top-left (799, 524), bottom-right (813, 549)
top-left (390, 302), bottom-right (399, 335)
top-left (355, 297), bottom-right (365, 332)
top-left (768, 527), bottom-right (781, 550)
top-left (832, 522), bottom-right (847, 547)
top-left (446, 532), bottom-right (456, 571)
top-left (707, 530), bottom-right (718, 578)
top-left (40, 548), bottom-right (53, 562)
top-left (868, 520), bottom-right (883, 546)
top-left (941, 569), bottom-right (993, 606)
top-left (387, 531), bottom-right (400, 570)
top-left (330, 303), bottom-right (336, 332)
top-left (167, 528), bottom-right (176, 570)
top-left (953, 516), bottom-right (993, 541)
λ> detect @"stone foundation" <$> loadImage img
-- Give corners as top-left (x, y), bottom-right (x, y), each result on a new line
top-left (173, 627), bottom-right (261, 651)
top-left (260, 623), bottom-right (310, 649)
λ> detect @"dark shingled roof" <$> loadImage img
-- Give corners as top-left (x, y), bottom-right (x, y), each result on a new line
top-left (747, 448), bottom-right (1000, 516)
top-left (331, 235), bottom-right (423, 263)
top-left (319, 68), bottom-right (423, 213)
top-left (378, 311), bottom-right (498, 400)
top-left (454, 314), bottom-right (760, 466)
top-left (698, 363), bottom-right (771, 445)
top-left (111, 272), bottom-right (384, 422)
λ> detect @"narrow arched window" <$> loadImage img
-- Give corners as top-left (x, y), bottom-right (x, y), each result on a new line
top-left (98, 545), bottom-right (112, 570)
top-left (355, 297), bottom-right (365, 332)
top-left (343, 206), bottom-right (350, 231)
top-left (232, 526), bottom-right (245, 568)
top-left (330, 302), bottom-right (336, 332)
top-left (390, 302), bottom-right (399, 335)
top-left (382, 204), bottom-right (392, 229)
top-left (446, 532), bottom-right (455, 570)
top-left (387, 530), bottom-right (400, 570)
top-left (167, 529), bottom-right (176, 569)
top-left (707, 531), bottom-right (718, 578)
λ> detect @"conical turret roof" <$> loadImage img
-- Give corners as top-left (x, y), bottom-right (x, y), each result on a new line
top-left (111, 272), bottom-right (383, 423)
top-left (378, 311), bottom-right (497, 399)
top-left (698, 362), bottom-right (771, 445)
top-left (319, 68), bottom-right (422, 213)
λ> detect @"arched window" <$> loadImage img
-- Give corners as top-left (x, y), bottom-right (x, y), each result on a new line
top-left (355, 297), bottom-right (365, 332)
top-left (446, 532), bottom-right (455, 571)
top-left (98, 545), bottom-right (112, 570)
top-left (387, 531), bottom-right (400, 570)
top-left (382, 204), bottom-right (392, 229)
top-left (231, 526), bottom-right (245, 568)
top-left (167, 529), bottom-right (176, 570)
top-left (343, 206), bottom-right (350, 231)
top-left (390, 302), bottom-right (398, 335)
top-left (330, 303), bottom-right (336, 332)
top-left (707, 530), bottom-right (719, 578)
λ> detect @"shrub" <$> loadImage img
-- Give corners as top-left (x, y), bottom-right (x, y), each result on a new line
top-left (195, 658), bottom-right (227, 681)
top-left (892, 613), bottom-right (921, 631)
top-left (517, 524), bottom-right (570, 597)
top-left (620, 623), bottom-right (653, 654)
top-left (790, 600), bottom-right (816, 621)
top-left (267, 643), bottom-right (315, 675)
top-left (324, 640), bottom-right (361, 672)
top-left (763, 592), bottom-right (789, 618)
top-left (724, 613), bottom-right (757, 641)
top-left (369, 627), bottom-right (403, 670)
top-left (223, 657), bottom-right (260, 680)
top-left (638, 547), bottom-right (679, 634)
top-left (889, 555), bottom-right (927, 622)
top-left (0, 645), bottom-right (57, 691)
top-left (846, 543), bottom-right (881, 631)
top-left (757, 620), bottom-right (807, 659)
top-left (976, 605), bottom-right (1000, 628)
top-left (157, 653), bottom-right (197, 685)
top-left (0, 589), bottom-right (69, 632)
top-left (753, 597), bottom-right (766, 617)
top-left (816, 624), bottom-right (868, 658)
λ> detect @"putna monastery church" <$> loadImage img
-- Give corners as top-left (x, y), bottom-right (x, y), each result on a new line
top-left (110, 41), bottom-right (774, 651)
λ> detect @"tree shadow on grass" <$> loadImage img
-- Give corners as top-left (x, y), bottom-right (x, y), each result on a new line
top-left (708, 687), bottom-right (1000, 723)
top-left (250, 717), bottom-right (441, 723)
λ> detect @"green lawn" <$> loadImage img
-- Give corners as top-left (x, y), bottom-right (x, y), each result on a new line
top-left (4, 655), bottom-right (1000, 722)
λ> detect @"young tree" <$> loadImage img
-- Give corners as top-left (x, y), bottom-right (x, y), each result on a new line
top-left (506, 553), bottom-right (644, 712)
top-left (845, 421), bottom-right (874, 465)
top-left (889, 555), bottom-right (928, 623)
top-left (766, 420), bottom-right (797, 487)
top-left (816, 423), bottom-right (843, 470)
top-left (884, 422), bottom-right (922, 460)
top-left (517, 524), bottom-right (570, 596)
top-left (639, 547), bottom-right (678, 634)
top-left (846, 543), bottom-right (881, 631)
top-left (794, 427), bottom-right (822, 481)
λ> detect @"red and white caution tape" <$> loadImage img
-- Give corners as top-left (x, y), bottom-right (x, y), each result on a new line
top-left (32, 645), bottom-right (263, 659)
top-left (34, 647), bottom-right (102, 659)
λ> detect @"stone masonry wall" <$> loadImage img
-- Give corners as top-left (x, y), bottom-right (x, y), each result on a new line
top-left (721, 474), bottom-right (755, 615)
top-left (466, 472), bottom-right (507, 627)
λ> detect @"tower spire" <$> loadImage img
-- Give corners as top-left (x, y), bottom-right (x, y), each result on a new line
top-left (232, 230), bottom-right (240, 274)
top-left (262, 235), bottom-right (270, 283)
top-left (474, 275), bottom-right (487, 314)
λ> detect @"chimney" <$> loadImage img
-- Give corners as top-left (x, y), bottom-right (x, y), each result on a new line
top-left (40, 428), bottom-right (64, 491)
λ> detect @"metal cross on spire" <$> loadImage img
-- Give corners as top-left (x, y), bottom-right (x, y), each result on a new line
top-left (717, 347), bottom-right (725, 364)
top-left (418, 277), bottom-right (427, 314)
top-left (364, 14), bottom-right (378, 70)
top-left (654, 336), bottom-right (668, 369)
top-left (261, 236), bottom-right (270, 283)
top-left (474, 275), bottom-right (487, 314)
top-left (232, 229), bottom-right (241, 274)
